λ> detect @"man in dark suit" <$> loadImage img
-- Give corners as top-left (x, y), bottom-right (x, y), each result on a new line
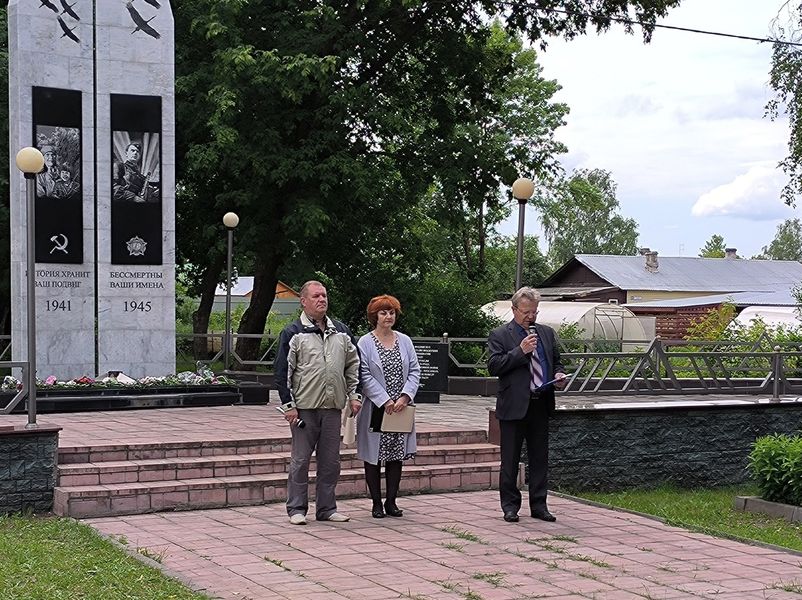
top-left (488, 287), bottom-right (566, 523)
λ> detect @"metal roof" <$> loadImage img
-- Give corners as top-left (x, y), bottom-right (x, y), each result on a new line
top-left (625, 288), bottom-right (799, 309)
top-left (573, 255), bottom-right (802, 292)
top-left (537, 286), bottom-right (618, 298)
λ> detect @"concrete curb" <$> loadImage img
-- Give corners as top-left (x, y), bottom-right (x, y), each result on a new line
top-left (734, 495), bottom-right (802, 523)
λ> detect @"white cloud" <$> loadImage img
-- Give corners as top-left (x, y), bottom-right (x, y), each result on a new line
top-left (500, 0), bottom-right (799, 257)
top-left (691, 164), bottom-right (791, 219)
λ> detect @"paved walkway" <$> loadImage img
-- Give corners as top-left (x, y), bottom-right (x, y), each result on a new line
top-left (86, 491), bottom-right (802, 600)
top-left (6, 394), bottom-right (802, 598)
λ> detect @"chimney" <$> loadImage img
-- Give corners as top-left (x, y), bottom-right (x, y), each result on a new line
top-left (638, 247), bottom-right (651, 255)
top-left (644, 251), bottom-right (659, 273)
top-left (725, 247), bottom-right (738, 259)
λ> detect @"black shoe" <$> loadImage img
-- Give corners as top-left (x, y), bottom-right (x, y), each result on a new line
top-left (384, 503), bottom-right (403, 517)
top-left (503, 512), bottom-right (519, 522)
top-left (531, 510), bottom-right (556, 522)
top-left (372, 506), bottom-right (385, 519)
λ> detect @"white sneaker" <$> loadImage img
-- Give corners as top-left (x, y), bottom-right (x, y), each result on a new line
top-left (322, 512), bottom-right (350, 522)
top-left (289, 514), bottom-right (307, 525)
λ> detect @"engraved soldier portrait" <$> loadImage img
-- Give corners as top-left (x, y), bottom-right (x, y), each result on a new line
top-left (111, 132), bottom-right (161, 203)
top-left (36, 126), bottom-right (81, 201)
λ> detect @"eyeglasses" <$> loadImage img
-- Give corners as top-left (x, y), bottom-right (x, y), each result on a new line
top-left (512, 307), bottom-right (539, 317)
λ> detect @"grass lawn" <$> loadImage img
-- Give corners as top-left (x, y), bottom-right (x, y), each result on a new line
top-left (0, 514), bottom-right (209, 600)
top-left (567, 484), bottom-right (802, 553)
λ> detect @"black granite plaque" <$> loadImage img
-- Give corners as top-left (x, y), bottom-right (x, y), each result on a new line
top-left (413, 341), bottom-right (449, 403)
top-left (32, 87), bottom-right (83, 264)
top-left (110, 94), bottom-right (162, 265)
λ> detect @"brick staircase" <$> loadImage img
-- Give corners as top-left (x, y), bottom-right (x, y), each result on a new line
top-left (54, 429), bottom-right (500, 518)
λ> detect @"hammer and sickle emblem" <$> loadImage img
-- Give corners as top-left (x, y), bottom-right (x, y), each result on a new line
top-left (49, 234), bottom-right (69, 254)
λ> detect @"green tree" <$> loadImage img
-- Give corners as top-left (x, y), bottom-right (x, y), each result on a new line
top-left (754, 218), bottom-right (802, 261)
top-left (274, 20), bottom-right (568, 337)
top-left (698, 234), bottom-right (726, 258)
top-left (768, 4), bottom-right (802, 207)
top-left (484, 235), bottom-right (551, 296)
top-left (424, 22), bottom-right (568, 282)
top-left (538, 168), bottom-right (639, 269)
top-left (158, 0), bottom-right (682, 355)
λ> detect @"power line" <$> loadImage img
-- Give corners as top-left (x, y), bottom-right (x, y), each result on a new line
top-left (498, 2), bottom-right (802, 48)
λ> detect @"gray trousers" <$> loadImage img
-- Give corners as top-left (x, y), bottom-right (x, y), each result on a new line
top-left (286, 408), bottom-right (342, 520)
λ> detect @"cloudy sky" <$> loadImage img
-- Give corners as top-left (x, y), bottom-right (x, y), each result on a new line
top-left (501, 0), bottom-right (799, 259)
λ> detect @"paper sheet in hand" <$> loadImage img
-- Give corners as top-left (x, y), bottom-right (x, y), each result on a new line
top-left (380, 405), bottom-right (416, 433)
top-left (540, 373), bottom-right (572, 388)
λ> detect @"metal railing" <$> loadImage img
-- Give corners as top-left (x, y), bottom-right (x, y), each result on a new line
top-left (176, 332), bottom-right (279, 372)
top-left (0, 360), bottom-right (34, 425)
top-left (557, 338), bottom-right (791, 397)
top-left (0, 329), bottom-right (797, 422)
top-left (175, 332), bottom-right (802, 398)
top-left (0, 336), bottom-right (11, 362)
top-left (445, 336), bottom-right (802, 398)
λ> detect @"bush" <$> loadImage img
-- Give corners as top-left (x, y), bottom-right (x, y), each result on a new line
top-left (748, 433), bottom-right (802, 506)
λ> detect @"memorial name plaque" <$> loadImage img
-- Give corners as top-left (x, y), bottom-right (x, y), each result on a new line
top-left (412, 341), bottom-right (449, 404)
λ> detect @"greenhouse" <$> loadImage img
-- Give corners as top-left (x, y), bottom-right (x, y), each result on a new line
top-left (482, 300), bottom-right (651, 344)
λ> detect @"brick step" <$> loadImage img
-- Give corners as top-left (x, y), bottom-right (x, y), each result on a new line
top-left (54, 461), bottom-right (500, 518)
top-left (57, 429), bottom-right (488, 465)
top-left (58, 443), bottom-right (501, 487)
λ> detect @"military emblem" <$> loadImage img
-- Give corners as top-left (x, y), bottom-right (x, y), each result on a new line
top-left (126, 236), bottom-right (147, 256)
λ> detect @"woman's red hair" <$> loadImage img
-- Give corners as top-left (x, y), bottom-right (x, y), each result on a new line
top-left (366, 295), bottom-right (402, 327)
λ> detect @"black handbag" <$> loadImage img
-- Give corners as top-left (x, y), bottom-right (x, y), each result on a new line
top-left (369, 401), bottom-right (384, 433)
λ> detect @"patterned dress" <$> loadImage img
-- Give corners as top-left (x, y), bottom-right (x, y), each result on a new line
top-left (372, 333), bottom-right (415, 462)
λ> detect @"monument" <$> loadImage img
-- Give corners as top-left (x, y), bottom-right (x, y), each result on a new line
top-left (9, 0), bottom-right (175, 379)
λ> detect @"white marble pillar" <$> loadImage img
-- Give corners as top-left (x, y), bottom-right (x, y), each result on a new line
top-left (8, 0), bottom-right (96, 379)
top-left (95, 1), bottom-right (176, 377)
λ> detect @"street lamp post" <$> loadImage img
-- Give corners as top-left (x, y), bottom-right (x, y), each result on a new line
top-left (511, 177), bottom-right (535, 291)
top-left (222, 212), bottom-right (239, 372)
top-left (15, 147), bottom-right (45, 429)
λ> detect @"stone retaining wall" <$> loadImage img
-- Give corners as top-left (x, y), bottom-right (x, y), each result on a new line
top-left (490, 400), bottom-right (802, 491)
top-left (0, 426), bottom-right (61, 514)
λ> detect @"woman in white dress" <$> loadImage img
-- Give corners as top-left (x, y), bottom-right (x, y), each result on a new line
top-left (356, 295), bottom-right (421, 518)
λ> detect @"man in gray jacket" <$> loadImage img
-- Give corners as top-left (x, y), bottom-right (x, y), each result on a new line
top-left (274, 280), bottom-right (362, 525)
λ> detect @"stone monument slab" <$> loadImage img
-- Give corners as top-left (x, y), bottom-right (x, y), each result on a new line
top-left (9, 0), bottom-right (96, 379)
top-left (9, 0), bottom-right (176, 380)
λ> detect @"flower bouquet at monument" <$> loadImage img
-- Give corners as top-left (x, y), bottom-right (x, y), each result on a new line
top-left (2, 364), bottom-right (236, 391)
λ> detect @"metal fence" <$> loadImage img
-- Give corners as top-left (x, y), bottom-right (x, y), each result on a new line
top-left (0, 335), bottom-right (10, 363)
top-left (0, 360), bottom-right (33, 422)
top-left (177, 332), bottom-right (802, 398)
top-left (3, 333), bottom-right (799, 400)
top-left (176, 332), bottom-right (280, 372)
top-left (442, 335), bottom-right (802, 398)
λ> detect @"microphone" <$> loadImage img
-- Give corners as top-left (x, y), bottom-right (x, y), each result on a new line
top-left (275, 405), bottom-right (306, 428)
top-left (528, 324), bottom-right (537, 336)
